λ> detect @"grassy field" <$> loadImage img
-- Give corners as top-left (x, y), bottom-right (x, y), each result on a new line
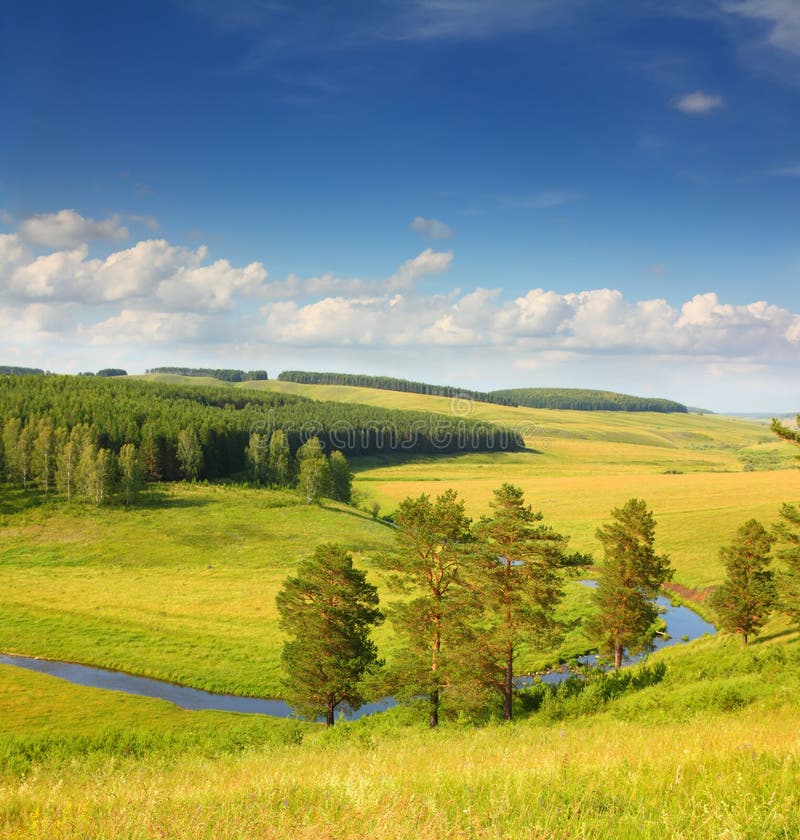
top-left (0, 484), bottom-right (396, 697)
top-left (3, 633), bottom-right (800, 838)
top-left (3, 378), bottom-right (800, 837)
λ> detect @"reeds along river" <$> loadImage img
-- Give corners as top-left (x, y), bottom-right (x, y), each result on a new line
top-left (0, 589), bottom-right (715, 719)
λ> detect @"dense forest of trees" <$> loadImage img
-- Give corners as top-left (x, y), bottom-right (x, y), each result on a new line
top-left (490, 388), bottom-right (689, 413)
top-left (146, 367), bottom-right (269, 382)
top-left (277, 371), bottom-right (518, 406)
top-left (0, 366), bottom-right (45, 376)
top-left (277, 372), bottom-right (689, 413)
top-left (0, 375), bottom-right (521, 488)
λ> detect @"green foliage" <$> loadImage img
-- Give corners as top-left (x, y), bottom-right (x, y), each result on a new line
top-left (471, 483), bottom-right (575, 719)
top-left (146, 367), bottom-right (269, 382)
top-left (277, 370), bottom-right (517, 405)
top-left (268, 429), bottom-right (292, 487)
top-left (328, 450), bottom-right (353, 503)
top-left (384, 489), bottom-right (474, 726)
top-left (276, 543), bottom-right (383, 725)
top-left (176, 429), bottom-right (202, 482)
top-left (771, 416), bottom-right (800, 448)
top-left (774, 503), bottom-right (800, 624)
top-left (587, 498), bottom-right (673, 668)
top-left (0, 365), bottom-right (45, 376)
top-left (96, 368), bottom-right (127, 377)
top-left (491, 387), bottom-right (688, 413)
top-left (0, 375), bottom-right (519, 489)
top-left (117, 443), bottom-right (143, 506)
top-left (522, 661), bottom-right (668, 721)
top-left (245, 432), bottom-right (269, 485)
top-left (709, 519), bottom-right (776, 646)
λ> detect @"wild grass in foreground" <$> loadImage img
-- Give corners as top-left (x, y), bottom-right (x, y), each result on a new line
top-left (3, 632), bottom-right (800, 838)
top-left (2, 706), bottom-right (798, 839)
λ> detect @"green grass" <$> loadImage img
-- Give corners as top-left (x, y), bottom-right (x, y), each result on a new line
top-left (3, 630), bottom-right (800, 838)
top-left (4, 381), bottom-right (800, 837)
top-left (0, 484), bottom-right (396, 697)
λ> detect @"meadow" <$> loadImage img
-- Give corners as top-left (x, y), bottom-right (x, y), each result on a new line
top-left (2, 378), bottom-right (799, 837)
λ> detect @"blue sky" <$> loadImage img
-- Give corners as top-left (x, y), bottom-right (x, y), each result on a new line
top-left (2, 0), bottom-right (799, 411)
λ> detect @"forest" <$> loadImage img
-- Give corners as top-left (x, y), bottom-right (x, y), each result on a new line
top-left (491, 388), bottom-right (689, 413)
top-left (0, 375), bottom-right (521, 485)
top-left (277, 370), bottom-right (518, 406)
top-left (145, 367), bottom-right (270, 382)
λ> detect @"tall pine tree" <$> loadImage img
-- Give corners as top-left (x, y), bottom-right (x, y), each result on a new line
top-left (587, 498), bottom-right (673, 669)
top-left (276, 543), bottom-right (383, 726)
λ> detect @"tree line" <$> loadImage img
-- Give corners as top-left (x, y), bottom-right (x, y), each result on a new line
top-left (146, 367), bottom-right (269, 382)
top-left (278, 485), bottom-right (800, 725)
top-left (277, 371), bottom-right (518, 406)
top-left (491, 388), bottom-right (689, 413)
top-left (0, 414), bottom-right (354, 508)
top-left (0, 375), bottom-right (521, 485)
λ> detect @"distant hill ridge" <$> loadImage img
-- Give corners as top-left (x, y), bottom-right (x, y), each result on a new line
top-left (277, 371), bottom-right (517, 406)
top-left (492, 388), bottom-right (688, 413)
top-left (146, 367), bottom-right (269, 383)
top-left (277, 371), bottom-right (688, 413)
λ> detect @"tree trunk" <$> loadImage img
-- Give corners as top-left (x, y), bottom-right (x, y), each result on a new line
top-left (742, 632), bottom-right (748, 648)
top-left (429, 688), bottom-right (439, 729)
top-left (614, 643), bottom-right (623, 670)
top-left (326, 696), bottom-right (335, 727)
top-left (503, 643), bottom-right (513, 721)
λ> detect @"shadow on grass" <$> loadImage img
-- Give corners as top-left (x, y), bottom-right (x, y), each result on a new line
top-left (349, 446), bottom-right (543, 474)
top-left (318, 502), bottom-right (397, 528)
top-left (752, 627), bottom-right (799, 645)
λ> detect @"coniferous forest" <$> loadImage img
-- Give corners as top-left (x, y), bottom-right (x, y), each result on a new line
top-left (0, 374), bottom-right (521, 486)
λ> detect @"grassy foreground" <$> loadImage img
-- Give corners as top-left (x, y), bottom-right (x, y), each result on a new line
top-left (3, 387), bottom-right (800, 837)
top-left (3, 634), bottom-right (800, 838)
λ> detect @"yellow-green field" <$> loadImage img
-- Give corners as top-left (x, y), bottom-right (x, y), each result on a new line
top-left (3, 378), bottom-right (800, 838)
top-left (0, 485), bottom-right (397, 697)
top-left (3, 640), bottom-right (800, 839)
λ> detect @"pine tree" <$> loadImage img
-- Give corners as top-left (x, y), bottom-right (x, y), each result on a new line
top-left (276, 543), bottom-right (383, 726)
top-left (386, 489), bottom-right (474, 727)
top-left (710, 519), bottom-right (776, 646)
top-left (587, 498), bottom-right (673, 669)
top-left (774, 503), bottom-right (800, 624)
top-left (472, 483), bottom-right (572, 720)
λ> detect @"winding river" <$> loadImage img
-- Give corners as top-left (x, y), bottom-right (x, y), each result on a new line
top-left (0, 585), bottom-right (715, 718)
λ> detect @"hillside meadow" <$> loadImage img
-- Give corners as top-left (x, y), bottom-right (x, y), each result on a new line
top-left (2, 379), bottom-right (800, 837)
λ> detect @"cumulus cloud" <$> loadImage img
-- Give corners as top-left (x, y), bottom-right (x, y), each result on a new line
top-left (1, 236), bottom-right (270, 311)
top-left (409, 216), bottom-right (454, 239)
top-left (88, 309), bottom-right (213, 345)
top-left (18, 209), bottom-right (130, 249)
top-left (672, 90), bottom-right (726, 115)
top-left (254, 285), bottom-right (799, 364)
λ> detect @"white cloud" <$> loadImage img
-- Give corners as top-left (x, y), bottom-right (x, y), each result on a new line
top-left (18, 209), bottom-right (130, 249)
top-left (723, 0), bottom-right (800, 57)
top-left (253, 285), bottom-right (798, 363)
top-left (387, 248), bottom-right (453, 290)
top-left (771, 164), bottom-right (800, 176)
top-left (263, 248), bottom-right (453, 300)
top-left (1, 236), bottom-right (270, 311)
top-left (409, 216), bottom-right (454, 239)
top-left (672, 90), bottom-right (726, 115)
top-left (88, 309), bottom-right (212, 345)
